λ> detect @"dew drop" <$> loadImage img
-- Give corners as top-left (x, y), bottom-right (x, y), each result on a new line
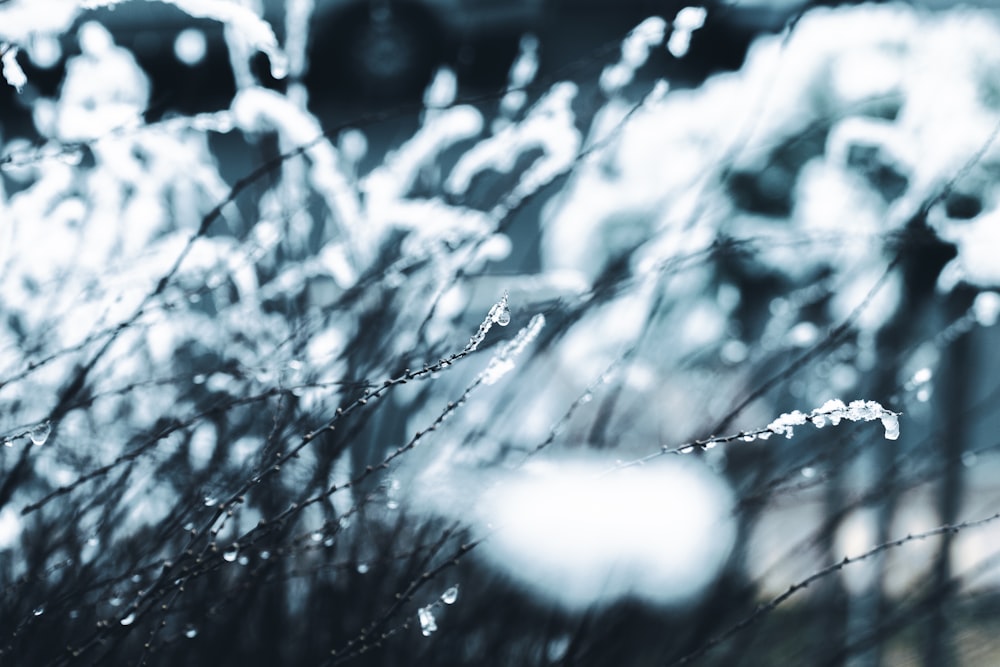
top-left (3, 439), bottom-right (11, 447)
top-left (679, 446), bottom-right (694, 454)
top-left (30, 421), bottom-right (51, 446)
top-left (801, 466), bottom-right (816, 479)
top-left (184, 625), bottom-right (198, 639)
top-left (33, 606), bottom-right (45, 617)
top-left (386, 500), bottom-right (399, 510)
top-left (238, 555), bottom-right (249, 566)
top-left (120, 612), bottom-right (136, 626)
top-left (440, 585), bottom-right (459, 605)
top-left (222, 545), bottom-right (239, 563)
top-left (418, 605), bottom-right (437, 637)
top-left (203, 496), bottom-right (218, 507)
top-left (311, 531), bottom-right (323, 542)
top-left (356, 562), bottom-right (370, 574)
top-left (880, 413), bottom-right (900, 441)
top-left (491, 291), bottom-right (511, 326)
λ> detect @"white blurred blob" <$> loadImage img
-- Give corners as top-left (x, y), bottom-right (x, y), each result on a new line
top-left (475, 456), bottom-right (735, 609)
top-left (174, 28), bottom-right (207, 66)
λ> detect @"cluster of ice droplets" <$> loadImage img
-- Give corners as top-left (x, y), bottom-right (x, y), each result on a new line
top-left (417, 585), bottom-right (459, 637)
top-left (757, 399), bottom-right (900, 441)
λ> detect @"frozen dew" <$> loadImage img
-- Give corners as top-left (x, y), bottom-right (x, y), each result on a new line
top-left (417, 605), bottom-right (437, 637)
top-left (973, 291), bottom-right (1000, 327)
top-left (667, 6), bottom-right (707, 58)
top-left (880, 413), bottom-right (900, 441)
top-left (440, 585), bottom-right (459, 605)
top-left (222, 545), bottom-right (239, 563)
top-left (120, 612), bottom-right (136, 626)
top-left (174, 28), bottom-right (207, 66)
top-left (491, 291), bottom-right (511, 326)
top-left (30, 421), bottom-right (51, 446)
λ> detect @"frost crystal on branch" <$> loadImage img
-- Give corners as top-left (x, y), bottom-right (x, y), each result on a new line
top-left (765, 399), bottom-right (900, 440)
top-left (467, 291), bottom-right (511, 352)
top-left (1, 43), bottom-right (26, 92)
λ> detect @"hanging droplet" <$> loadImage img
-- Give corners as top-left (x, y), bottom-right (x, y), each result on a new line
top-left (356, 563), bottom-right (369, 574)
top-left (3, 439), bottom-right (11, 447)
top-left (203, 496), bottom-right (218, 507)
top-left (386, 500), bottom-right (399, 510)
top-left (32, 606), bottom-right (45, 617)
top-left (311, 531), bottom-right (323, 543)
top-left (491, 290), bottom-right (511, 327)
top-left (222, 545), bottom-right (239, 563)
top-left (120, 612), bottom-right (136, 626)
top-left (30, 421), bottom-right (51, 446)
top-left (881, 413), bottom-right (900, 441)
top-left (184, 625), bottom-right (198, 639)
top-left (679, 446), bottom-right (694, 454)
top-left (440, 585), bottom-right (459, 605)
top-left (418, 606), bottom-right (438, 637)
top-left (801, 466), bottom-right (816, 479)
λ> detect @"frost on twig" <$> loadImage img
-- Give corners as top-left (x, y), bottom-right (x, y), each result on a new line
top-left (480, 313), bottom-right (545, 385)
top-left (662, 399), bottom-right (900, 459)
top-left (765, 399), bottom-right (900, 441)
top-left (467, 291), bottom-right (511, 352)
top-left (1, 43), bottom-right (25, 92)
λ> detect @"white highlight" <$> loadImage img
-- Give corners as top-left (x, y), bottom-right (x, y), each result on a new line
top-left (476, 457), bottom-right (734, 609)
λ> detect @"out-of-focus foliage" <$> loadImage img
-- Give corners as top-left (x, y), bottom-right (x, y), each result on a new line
top-left (2, 1), bottom-right (1000, 665)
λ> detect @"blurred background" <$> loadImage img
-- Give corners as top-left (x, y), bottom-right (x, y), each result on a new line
top-left (3, 0), bottom-right (1000, 665)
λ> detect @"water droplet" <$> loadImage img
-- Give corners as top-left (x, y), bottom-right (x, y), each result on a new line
top-left (491, 291), bottom-right (511, 326)
top-left (338, 516), bottom-right (352, 529)
top-left (311, 531), bottom-right (323, 542)
top-left (30, 421), bottom-right (51, 446)
top-left (120, 612), bottom-right (136, 626)
top-left (184, 625), bottom-right (198, 639)
top-left (203, 496), bottom-right (218, 507)
top-left (3, 439), bottom-right (11, 447)
top-left (679, 446), bottom-right (694, 454)
top-left (237, 555), bottom-right (249, 566)
top-left (356, 562), bottom-right (370, 574)
top-left (259, 550), bottom-right (270, 560)
top-left (758, 431), bottom-right (772, 440)
top-left (880, 413), bottom-right (900, 441)
top-left (222, 545), bottom-right (239, 563)
top-left (193, 374), bottom-right (206, 385)
top-left (916, 387), bottom-right (931, 403)
top-left (386, 500), bottom-right (399, 510)
top-left (323, 536), bottom-right (335, 548)
top-left (801, 466), bottom-right (816, 479)
top-left (418, 605), bottom-right (437, 637)
top-left (962, 451), bottom-right (978, 468)
top-left (33, 606), bottom-right (45, 617)
top-left (109, 595), bottom-right (123, 607)
top-left (440, 585), bottom-right (459, 605)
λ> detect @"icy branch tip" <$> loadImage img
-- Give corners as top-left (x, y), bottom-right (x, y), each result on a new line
top-left (467, 290), bottom-right (511, 352)
top-left (766, 399), bottom-right (900, 441)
